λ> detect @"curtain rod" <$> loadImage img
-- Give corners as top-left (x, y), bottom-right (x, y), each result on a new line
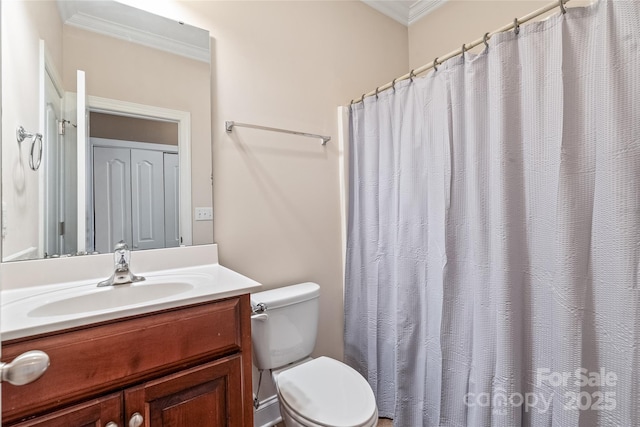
top-left (350, 0), bottom-right (571, 105)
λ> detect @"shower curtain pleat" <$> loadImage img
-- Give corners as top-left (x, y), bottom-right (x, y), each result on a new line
top-left (345, 1), bottom-right (640, 425)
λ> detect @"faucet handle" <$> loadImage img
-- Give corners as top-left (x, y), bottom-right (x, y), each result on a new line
top-left (114, 241), bottom-right (129, 252)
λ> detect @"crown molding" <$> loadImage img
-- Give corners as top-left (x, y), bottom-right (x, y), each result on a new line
top-left (361, 0), bottom-right (411, 26)
top-left (409, 0), bottom-right (447, 25)
top-left (361, 0), bottom-right (448, 27)
top-left (65, 13), bottom-right (209, 63)
top-left (57, 1), bottom-right (210, 63)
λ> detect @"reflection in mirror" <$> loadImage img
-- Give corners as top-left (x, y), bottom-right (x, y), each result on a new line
top-left (90, 113), bottom-right (181, 253)
top-left (1, 0), bottom-right (213, 262)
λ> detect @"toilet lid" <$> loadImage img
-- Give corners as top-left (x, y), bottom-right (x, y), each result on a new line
top-left (276, 357), bottom-right (377, 427)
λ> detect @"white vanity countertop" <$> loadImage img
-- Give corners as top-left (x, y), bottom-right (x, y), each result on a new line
top-left (1, 263), bottom-right (262, 341)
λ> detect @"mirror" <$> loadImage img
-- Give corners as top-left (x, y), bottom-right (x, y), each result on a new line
top-left (1, 0), bottom-right (213, 262)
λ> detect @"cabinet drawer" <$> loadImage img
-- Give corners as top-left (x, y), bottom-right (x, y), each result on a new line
top-left (2, 297), bottom-right (243, 424)
top-left (11, 392), bottom-right (122, 427)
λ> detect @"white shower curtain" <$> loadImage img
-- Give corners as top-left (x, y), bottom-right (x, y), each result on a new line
top-left (345, 1), bottom-right (639, 426)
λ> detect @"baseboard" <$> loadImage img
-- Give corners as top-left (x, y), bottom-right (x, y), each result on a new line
top-left (254, 395), bottom-right (282, 427)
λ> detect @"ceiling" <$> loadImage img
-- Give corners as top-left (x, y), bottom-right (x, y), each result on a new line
top-left (361, 0), bottom-right (447, 26)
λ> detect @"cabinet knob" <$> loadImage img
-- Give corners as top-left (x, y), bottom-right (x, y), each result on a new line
top-left (129, 412), bottom-right (144, 427)
top-left (105, 423), bottom-right (118, 427)
top-left (0, 350), bottom-right (50, 386)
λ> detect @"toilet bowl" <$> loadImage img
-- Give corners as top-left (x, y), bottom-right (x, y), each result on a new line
top-left (251, 283), bottom-right (378, 427)
top-left (274, 357), bottom-right (378, 427)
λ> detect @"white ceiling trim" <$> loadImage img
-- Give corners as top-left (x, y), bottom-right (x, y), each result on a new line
top-left (361, 1), bottom-right (411, 26)
top-left (63, 13), bottom-right (209, 63)
top-left (408, 1), bottom-right (447, 26)
top-left (57, 1), bottom-right (210, 63)
top-left (362, 0), bottom-right (448, 27)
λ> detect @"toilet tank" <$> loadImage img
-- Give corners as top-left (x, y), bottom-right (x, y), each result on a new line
top-left (251, 282), bottom-right (320, 370)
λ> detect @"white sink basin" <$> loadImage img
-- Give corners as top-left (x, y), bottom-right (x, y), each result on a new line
top-left (1, 264), bottom-right (262, 341)
top-left (28, 280), bottom-right (195, 317)
top-left (1, 246), bottom-right (264, 341)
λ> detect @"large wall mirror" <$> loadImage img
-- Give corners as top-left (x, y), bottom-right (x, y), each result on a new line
top-left (1, 0), bottom-right (213, 262)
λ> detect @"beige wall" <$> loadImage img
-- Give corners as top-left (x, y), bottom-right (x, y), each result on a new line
top-left (409, 0), bottom-right (592, 69)
top-left (171, 0), bottom-right (409, 361)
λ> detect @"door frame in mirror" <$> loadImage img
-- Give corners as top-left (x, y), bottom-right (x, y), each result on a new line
top-left (38, 40), bottom-right (66, 259)
top-left (85, 96), bottom-right (192, 248)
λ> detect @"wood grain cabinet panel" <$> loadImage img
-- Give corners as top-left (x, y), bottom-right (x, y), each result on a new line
top-left (11, 393), bottom-right (122, 427)
top-left (2, 295), bottom-right (254, 427)
top-left (125, 356), bottom-right (243, 427)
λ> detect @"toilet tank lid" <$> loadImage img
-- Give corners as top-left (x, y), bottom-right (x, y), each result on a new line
top-left (251, 282), bottom-right (320, 310)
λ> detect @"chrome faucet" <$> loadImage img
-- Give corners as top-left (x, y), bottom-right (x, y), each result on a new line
top-left (97, 241), bottom-right (145, 287)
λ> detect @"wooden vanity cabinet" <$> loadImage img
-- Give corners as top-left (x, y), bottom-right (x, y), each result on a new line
top-left (2, 295), bottom-right (253, 427)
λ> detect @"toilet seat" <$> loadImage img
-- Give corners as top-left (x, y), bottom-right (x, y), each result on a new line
top-left (275, 357), bottom-right (378, 427)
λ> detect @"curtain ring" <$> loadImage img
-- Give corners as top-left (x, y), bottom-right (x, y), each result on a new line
top-left (375, 87), bottom-right (379, 100)
top-left (409, 69), bottom-right (416, 83)
top-left (513, 18), bottom-right (520, 35)
top-left (392, 78), bottom-right (397, 91)
top-left (433, 57), bottom-right (439, 72)
top-left (350, 99), bottom-right (354, 106)
top-left (483, 32), bottom-right (490, 50)
top-left (360, 93), bottom-right (365, 103)
top-left (461, 43), bottom-right (466, 60)
top-left (559, 0), bottom-right (567, 14)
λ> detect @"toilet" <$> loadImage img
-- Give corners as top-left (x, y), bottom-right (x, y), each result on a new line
top-left (251, 282), bottom-right (378, 427)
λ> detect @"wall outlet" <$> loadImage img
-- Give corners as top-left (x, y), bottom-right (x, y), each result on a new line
top-left (194, 207), bottom-right (213, 221)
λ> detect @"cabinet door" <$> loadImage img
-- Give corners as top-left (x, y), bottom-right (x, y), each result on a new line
top-left (124, 355), bottom-right (243, 427)
top-left (12, 392), bottom-right (122, 427)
